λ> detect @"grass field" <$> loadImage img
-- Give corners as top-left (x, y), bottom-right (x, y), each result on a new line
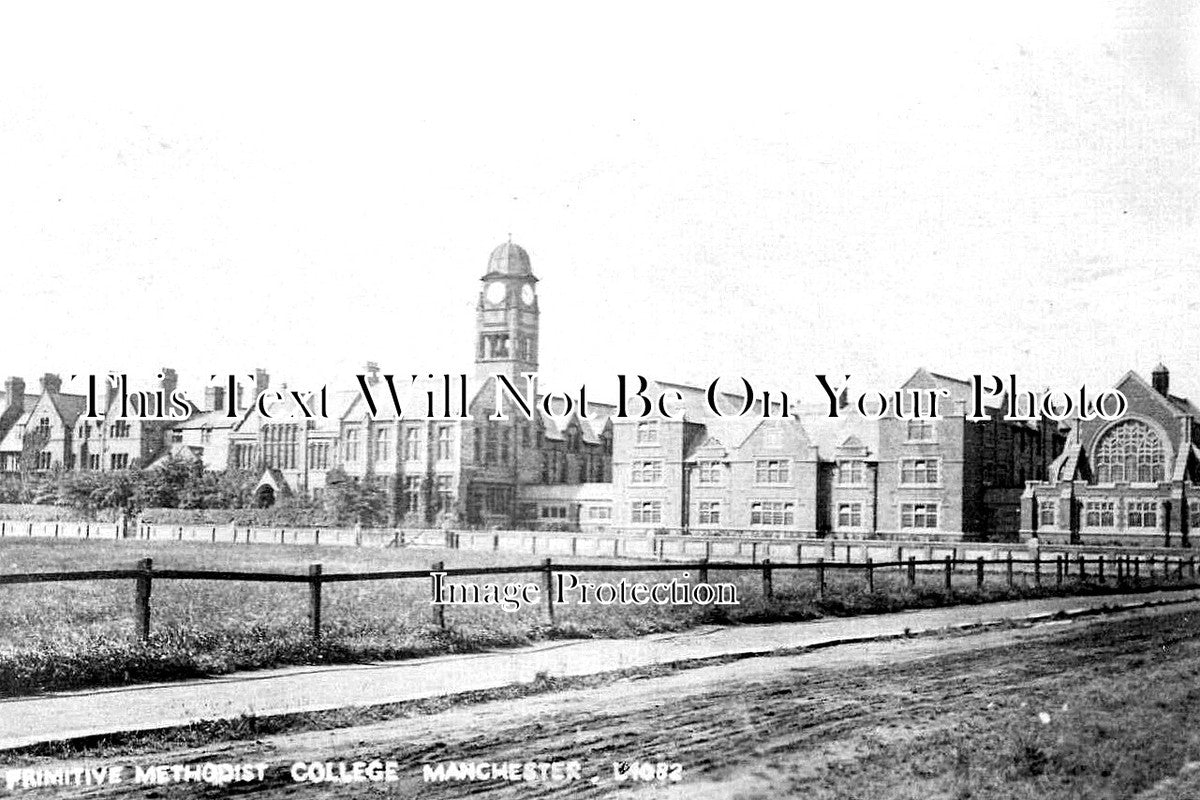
top-left (0, 538), bottom-right (1190, 697)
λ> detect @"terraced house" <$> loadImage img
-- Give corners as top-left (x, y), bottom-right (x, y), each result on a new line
top-left (0, 374), bottom-right (87, 474)
top-left (1021, 365), bottom-right (1199, 546)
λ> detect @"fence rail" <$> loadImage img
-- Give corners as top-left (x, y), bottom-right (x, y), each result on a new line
top-left (2, 552), bottom-right (1197, 644)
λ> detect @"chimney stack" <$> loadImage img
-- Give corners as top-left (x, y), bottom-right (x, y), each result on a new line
top-left (205, 385), bottom-right (227, 412)
top-left (105, 374), bottom-right (119, 411)
top-left (3, 377), bottom-right (25, 413)
top-left (1152, 363), bottom-right (1170, 397)
top-left (254, 368), bottom-right (269, 398)
top-left (159, 368), bottom-right (178, 399)
top-left (364, 361), bottom-right (380, 386)
top-left (40, 373), bottom-right (62, 394)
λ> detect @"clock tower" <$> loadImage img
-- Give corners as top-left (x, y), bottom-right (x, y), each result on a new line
top-left (476, 238), bottom-right (539, 385)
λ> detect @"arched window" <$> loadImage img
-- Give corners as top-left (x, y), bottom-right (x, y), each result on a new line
top-left (1093, 420), bottom-right (1166, 483)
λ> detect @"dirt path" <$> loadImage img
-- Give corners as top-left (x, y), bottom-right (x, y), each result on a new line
top-left (10, 602), bottom-right (1200, 799)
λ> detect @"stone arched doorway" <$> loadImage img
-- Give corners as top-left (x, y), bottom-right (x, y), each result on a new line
top-left (255, 484), bottom-right (276, 508)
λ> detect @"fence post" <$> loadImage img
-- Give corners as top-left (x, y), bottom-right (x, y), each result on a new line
top-left (1006, 553), bottom-right (1013, 588)
top-left (1077, 554), bottom-right (1086, 581)
top-left (432, 560), bottom-right (445, 629)
top-left (1033, 553), bottom-right (1041, 587)
top-left (543, 558), bottom-right (555, 624)
top-left (762, 559), bottom-right (774, 600)
top-left (751, 542), bottom-right (759, 564)
top-left (866, 557), bottom-right (874, 593)
top-left (1190, 556), bottom-right (1196, 581)
top-left (134, 558), bottom-right (153, 643)
top-left (1055, 555), bottom-right (1063, 587)
top-left (1149, 555), bottom-right (1156, 580)
top-left (944, 555), bottom-right (952, 593)
top-left (816, 557), bottom-right (825, 601)
top-left (1117, 555), bottom-right (1124, 585)
top-left (1098, 555), bottom-right (1105, 584)
top-left (1134, 556), bottom-right (1141, 582)
top-left (308, 564), bottom-right (322, 644)
top-left (699, 557), bottom-right (709, 584)
top-left (907, 556), bottom-right (916, 588)
top-left (976, 557), bottom-right (984, 589)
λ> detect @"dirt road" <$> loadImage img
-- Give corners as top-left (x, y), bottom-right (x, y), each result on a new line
top-left (10, 602), bottom-right (1200, 799)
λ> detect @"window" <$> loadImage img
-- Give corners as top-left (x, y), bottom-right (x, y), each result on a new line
top-left (37, 451), bottom-right (52, 470)
top-left (404, 475), bottom-right (422, 512)
top-left (233, 444), bottom-right (256, 470)
top-left (307, 442), bottom-right (330, 470)
top-left (636, 421), bottom-right (659, 445)
top-left (1127, 500), bottom-right (1158, 528)
top-left (698, 501), bottom-right (721, 525)
top-left (631, 501), bottom-right (663, 524)
top-left (88, 454), bottom-right (100, 470)
top-left (837, 502), bottom-right (863, 528)
top-left (436, 425), bottom-right (453, 460)
top-left (435, 474), bottom-right (454, 510)
top-left (1038, 500), bottom-right (1056, 527)
top-left (750, 501), bottom-right (794, 526)
top-left (375, 428), bottom-right (390, 462)
top-left (344, 428), bottom-right (360, 461)
top-left (541, 505), bottom-right (569, 519)
top-left (587, 505), bottom-right (612, 520)
top-left (36, 417), bottom-right (51, 436)
top-left (907, 419), bottom-right (934, 441)
top-left (698, 461), bottom-right (722, 484)
top-left (900, 502), bottom-right (939, 529)
top-left (200, 427), bottom-right (212, 445)
top-left (900, 458), bottom-right (939, 485)
top-left (1093, 420), bottom-right (1165, 483)
top-left (486, 486), bottom-right (514, 513)
top-left (755, 459), bottom-right (790, 484)
top-left (263, 423), bottom-right (299, 469)
top-left (1084, 500), bottom-right (1115, 527)
top-left (405, 428), bottom-right (421, 461)
top-left (837, 460), bottom-right (865, 485)
top-left (78, 423), bottom-right (90, 439)
top-left (630, 460), bottom-right (663, 484)
top-left (1190, 499), bottom-right (1200, 530)
top-left (108, 420), bottom-right (130, 438)
top-left (110, 453), bottom-right (129, 470)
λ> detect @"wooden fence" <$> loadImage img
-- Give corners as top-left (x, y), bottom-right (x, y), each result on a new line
top-left (1, 552), bottom-right (1196, 645)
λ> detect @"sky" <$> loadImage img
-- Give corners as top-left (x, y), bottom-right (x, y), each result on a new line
top-left (1, 2), bottom-right (1197, 407)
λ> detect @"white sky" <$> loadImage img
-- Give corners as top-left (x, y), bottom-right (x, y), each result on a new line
top-left (2, 2), bottom-right (1197, 406)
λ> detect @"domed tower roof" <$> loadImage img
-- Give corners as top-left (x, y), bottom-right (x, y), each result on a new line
top-left (486, 240), bottom-right (533, 277)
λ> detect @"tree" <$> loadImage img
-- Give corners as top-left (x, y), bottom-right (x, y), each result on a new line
top-left (324, 468), bottom-right (388, 526)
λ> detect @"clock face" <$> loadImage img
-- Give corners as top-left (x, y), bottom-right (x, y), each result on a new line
top-left (485, 281), bottom-right (506, 304)
top-left (521, 284), bottom-right (535, 305)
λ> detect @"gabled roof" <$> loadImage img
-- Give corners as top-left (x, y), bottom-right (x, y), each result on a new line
top-left (146, 445), bottom-right (205, 469)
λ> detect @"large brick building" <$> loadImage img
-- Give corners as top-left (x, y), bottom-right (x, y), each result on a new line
top-left (0, 241), bottom-right (1091, 542)
top-left (226, 240), bottom-right (613, 525)
top-left (1021, 365), bottom-right (1200, 546)
top-left (600, 369), bottom-right (1064, 540)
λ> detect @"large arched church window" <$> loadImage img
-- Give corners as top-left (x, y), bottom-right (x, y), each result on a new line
top-left (1093, 420), bottom-right (1166, 483)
